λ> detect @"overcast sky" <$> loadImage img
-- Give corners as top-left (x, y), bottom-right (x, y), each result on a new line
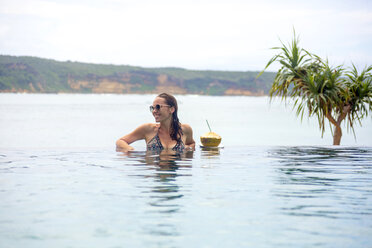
top-left (0, 0), bottom-right (371, 71)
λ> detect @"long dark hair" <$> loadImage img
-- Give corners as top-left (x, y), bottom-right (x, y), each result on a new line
top-left (158, 93), bottom-right (183, 142)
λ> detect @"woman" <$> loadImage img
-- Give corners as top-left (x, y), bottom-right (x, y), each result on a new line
top-left (116, 93), bottom-right (195, 152)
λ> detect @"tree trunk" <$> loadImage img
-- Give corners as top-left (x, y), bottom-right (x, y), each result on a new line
top-left (326, 104), bottom-right (351, 146)
top-left (333, 124), bottom-right (342, 145)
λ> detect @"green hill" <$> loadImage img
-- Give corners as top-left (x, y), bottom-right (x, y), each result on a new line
top-left (0, 55), bottom-right (275, 95)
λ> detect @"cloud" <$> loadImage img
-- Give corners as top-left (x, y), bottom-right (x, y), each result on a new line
top-left (0, 0), bottom-right (371, 70)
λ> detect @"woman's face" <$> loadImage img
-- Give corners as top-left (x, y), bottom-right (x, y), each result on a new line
top-left (151, 97), bottom-right (174, 123)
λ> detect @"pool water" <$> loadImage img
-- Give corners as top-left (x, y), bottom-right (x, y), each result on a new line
top-left (1, 146), bottom-right (371, 247)
top-left (1, 93), bottom-right (372, 247)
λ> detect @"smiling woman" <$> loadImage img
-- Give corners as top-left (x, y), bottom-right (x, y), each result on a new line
top-left (116, 93), bottom-right (196, 152)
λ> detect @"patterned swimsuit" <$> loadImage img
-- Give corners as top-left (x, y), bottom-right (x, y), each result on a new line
top-left (147, 132), bottom-right (185, 152)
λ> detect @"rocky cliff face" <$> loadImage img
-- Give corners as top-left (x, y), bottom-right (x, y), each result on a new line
top-left (68, 79), bottom-right (139, 93)
top-left (0, 55), bottom-right (274, 95)
top-left (2, 76), bottom-right (266, 95)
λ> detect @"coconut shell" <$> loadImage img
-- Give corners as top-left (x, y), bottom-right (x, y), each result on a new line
top-left (200, 132), bottom-right (222, 147)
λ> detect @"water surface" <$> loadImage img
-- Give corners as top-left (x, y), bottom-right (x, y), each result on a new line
top-left (1, 146), bottom-right (371, 247)
top-left (1, 93), bottom-right (372, 148)
top-left (1, 94), bottom-right (372, 247)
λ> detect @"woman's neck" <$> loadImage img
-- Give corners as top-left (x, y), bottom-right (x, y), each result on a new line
top-left (159, 119), bottom-right (172, 134)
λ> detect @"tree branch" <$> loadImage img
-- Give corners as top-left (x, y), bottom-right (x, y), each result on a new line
top-left (326, 110), bottom-right (338, 127)
top-left (337, 104), bottom-right (351, 125)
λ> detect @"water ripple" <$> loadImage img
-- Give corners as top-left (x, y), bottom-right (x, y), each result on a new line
top-left (0, 147), bottom-right (371, 247)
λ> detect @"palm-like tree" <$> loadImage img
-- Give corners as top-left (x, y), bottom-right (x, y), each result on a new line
top-left (343, 65), bottom-right (372, 135)
top-left (259, 33), bottom-right (372, 145)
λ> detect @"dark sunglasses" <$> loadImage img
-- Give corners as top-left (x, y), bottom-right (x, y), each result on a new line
top-left (149, 104), bottom-right (171, 112)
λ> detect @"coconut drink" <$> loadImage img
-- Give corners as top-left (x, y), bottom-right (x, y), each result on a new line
top-left (200, 131), bottom-right (222, 147)
top-left (200, 120), bottom-right (222, 147)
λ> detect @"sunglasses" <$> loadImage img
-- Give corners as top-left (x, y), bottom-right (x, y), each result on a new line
top-left (149, 104), bottom-right (171, 112)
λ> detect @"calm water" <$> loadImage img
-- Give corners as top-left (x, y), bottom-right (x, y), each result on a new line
top-left (1, 94), bottom-right (372, 247)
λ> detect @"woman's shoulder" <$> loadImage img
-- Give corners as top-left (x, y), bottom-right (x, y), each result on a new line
top-left (139, 123), bottom-right (158, 131)
top-left (131, 123), bottom-right (157, 134)
top-left (181, 123), bottom-right (193, 133)
top-left (135, 123), bottom-right (158, 141)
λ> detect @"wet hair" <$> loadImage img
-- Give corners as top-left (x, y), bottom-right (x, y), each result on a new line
top-left (157, 93), bottom-right (183, 142)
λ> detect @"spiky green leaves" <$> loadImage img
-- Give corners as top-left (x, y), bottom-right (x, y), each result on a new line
top-left (258, 31), bottom-right (372, 144)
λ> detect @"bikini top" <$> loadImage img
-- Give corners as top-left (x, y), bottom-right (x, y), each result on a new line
top-left (147, 132), bottom-right (185, 152)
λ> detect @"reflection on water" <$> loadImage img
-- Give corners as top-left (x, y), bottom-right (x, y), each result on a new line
top-left (200, 146), bottom-right (222, 158)
top-left (268, 146), bottom-right (372, 220)
top-left (116, 150), bottom-right (195, 238)
top-left (1, 147), bottom-right (371, 247)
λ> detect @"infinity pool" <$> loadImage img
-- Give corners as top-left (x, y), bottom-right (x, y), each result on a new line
top-left (1, 146), bottom-right (371, 247)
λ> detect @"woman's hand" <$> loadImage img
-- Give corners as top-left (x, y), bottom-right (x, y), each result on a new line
top-left (116, 139), bottom-right (135, 152)
top-left (185, 145), bottom-right (195, 151)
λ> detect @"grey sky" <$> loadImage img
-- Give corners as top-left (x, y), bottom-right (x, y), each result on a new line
top-left (0, 0), bottom-right (371, 71)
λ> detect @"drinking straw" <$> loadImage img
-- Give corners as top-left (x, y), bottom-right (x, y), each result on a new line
top-left (206, 120), bottom-right (212, 132)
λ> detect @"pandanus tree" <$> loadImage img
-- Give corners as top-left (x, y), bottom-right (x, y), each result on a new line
top-left (258, 33), bottom-right (372, 145)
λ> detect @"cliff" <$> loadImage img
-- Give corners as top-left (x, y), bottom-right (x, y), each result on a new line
top-left (0, 55), bottom-right (275, 95)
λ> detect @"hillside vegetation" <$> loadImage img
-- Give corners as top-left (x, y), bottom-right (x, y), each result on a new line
top-left (0, 55), bottom-right (275, 95)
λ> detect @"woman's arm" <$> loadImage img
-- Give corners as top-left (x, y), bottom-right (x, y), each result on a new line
top-left (116, 123), bottom-right (150, 151)
top-left (182, 124), bottom-right (196, 151)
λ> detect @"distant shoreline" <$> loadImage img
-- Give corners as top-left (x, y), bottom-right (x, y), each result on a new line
top-left (0, 55), bottom-right (275, 96)
top-left (0, 91), bottom-right (268, 96)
